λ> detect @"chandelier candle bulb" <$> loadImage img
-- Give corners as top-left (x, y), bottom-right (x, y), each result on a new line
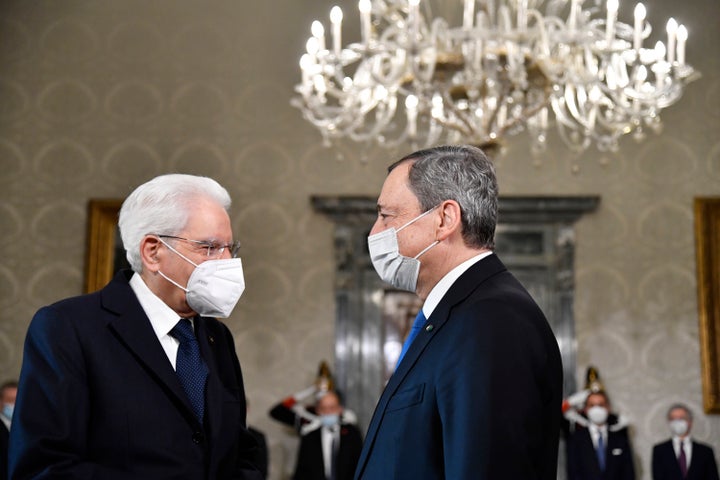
top-left (653, 49), bottom-right (670, 90)
top-left (676, 24), bottom-right (687, 66)
top-left (464, 0), bottom-right (475, 29)
top-left (568, 0), bottom-right (579, 32)
top-left (666, 18), bottom-right (677, 64)
top-left (635, 64), bottom-right (647, 92)
top-left (633, 3), bottom-right (645, 51)
top-left (305, 37), bottom-right (319, 63)
top-left (312, 21), bottom-right (326, 52)
top-left (405, 95), bottom-right (419, 137)
top-left (330, 6), bottom-right (343, 56)
top-left (605, 0), bottom-right (618, 46)
top-left (359, 0), bottom-right (371, 44)
top-left (517, 0), bottom-right (528, 32)
top-left (300, 54), bottom-right (311, 86)
top-left (409, 0), bottom-right (420, 41)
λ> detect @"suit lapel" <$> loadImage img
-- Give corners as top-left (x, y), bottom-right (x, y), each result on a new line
top-left (101, 271), bottom-right (200, 428)
top-left (196, 317), bottom-right (223, 440)
top-left (356, 254), bottom-right (507, 476)
top-left (660, 439), bottom-right (684, 478)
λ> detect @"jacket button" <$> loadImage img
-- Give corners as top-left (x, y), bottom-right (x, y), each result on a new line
top-left (192, 432), bottom-right (204, 444)
top-left (425, 324), bottom-right (433, 332)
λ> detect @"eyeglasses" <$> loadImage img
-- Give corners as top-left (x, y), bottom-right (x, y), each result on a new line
top-left (157, 235), bottom-right (241, 258)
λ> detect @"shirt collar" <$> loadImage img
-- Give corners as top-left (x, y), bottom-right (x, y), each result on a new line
top-left (589, 423), bottom-right (608, 436)
top-left (129, 272), bottom-right (186, 337)
top-left (673, 435), bottom-right (691, 446)
top-left (422, 251), bottom-right (493, 318)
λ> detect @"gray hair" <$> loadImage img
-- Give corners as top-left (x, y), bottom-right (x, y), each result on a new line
top-left (118, 173), bottom-right (232, 272)
top-left (390, 145), bottom-right (498, 249)
top-left (666, 403), bottom-right (693, 421)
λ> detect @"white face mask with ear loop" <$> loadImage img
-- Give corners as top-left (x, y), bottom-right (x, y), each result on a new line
top-left (586, 405), bottom-right (609, 425)
top-left (367, 205), bottom-right (440, 292)
top-left (669, 419), bottom-right (689, 437)
top-left (157, 237), bottom-right (245, 318)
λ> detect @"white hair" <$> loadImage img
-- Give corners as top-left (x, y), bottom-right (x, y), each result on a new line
top-left (118, 174), bottom-right (232, 272)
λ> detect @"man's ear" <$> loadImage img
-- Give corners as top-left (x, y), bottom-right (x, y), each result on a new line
top-left (436, 200), bottom-right (462, 241)
top-left (140, 235), bottom-right (162, 273)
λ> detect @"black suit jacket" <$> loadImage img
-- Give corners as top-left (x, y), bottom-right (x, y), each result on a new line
top-left (9, 270), bottom-right (261, 479)
top-left (567, 425), bottom-right (635, 480)
top-left (354, 254), bottom-right (563, 479)
top-left (247, 426), bottom-right (268, 479)
top-left (652, 439), bottom-right (720, 480)
top-left (292, 424), bottom-right (363, 480)
top-left (269, 402), bottom-right (363, 480)
top-left (0, 422), bottom-right (8, 480)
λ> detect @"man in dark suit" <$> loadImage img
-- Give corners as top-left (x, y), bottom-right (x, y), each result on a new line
top-left (0, 380), bottom-right (17, 480)
top-left (566, 390), bottom-right (635, 480)
top-left (652, 403), bottom-right (719, 480)
top-left (270, 388), bottom-right (363, 480)
top-left (9, 174), bottom-right (261, 479)
top-left (355, 145), bottom-right (563, 479)
top-left (247, 425), bottom-right (269, 479)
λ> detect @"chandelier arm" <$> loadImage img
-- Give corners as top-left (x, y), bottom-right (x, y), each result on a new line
top-left (496, 99), bottom-right (552, 140)
top-left (438, 91), bottom-right (478, 137)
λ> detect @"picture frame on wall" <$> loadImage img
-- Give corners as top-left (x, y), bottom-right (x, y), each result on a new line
top-left (84, 199), bottom-right (126, 293)
top-left (694, 196), bottom-right (720, 414)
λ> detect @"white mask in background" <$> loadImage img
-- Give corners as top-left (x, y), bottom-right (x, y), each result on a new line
top-left (1, 403), bottom-right (13, 420)
top-left (367, 206), bottom-right (439, 292)
top-left (158, 238), bottom-right (245, 318)
top-left (587, 406), bottom-right (609, 426)
top-left (669, 419), bottom-right (689, 437)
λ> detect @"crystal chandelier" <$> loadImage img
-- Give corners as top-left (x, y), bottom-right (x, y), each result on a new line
top-left (292, 0), bottom-right (699, 154)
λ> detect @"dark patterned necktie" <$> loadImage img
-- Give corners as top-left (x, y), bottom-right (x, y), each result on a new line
top-left (678, 441), bottom-right (688, 478)
top-left (170, 318), bottom-right (209, 422)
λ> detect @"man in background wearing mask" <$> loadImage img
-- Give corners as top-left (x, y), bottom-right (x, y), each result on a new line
top-left (0, 380), bottom-right (17, 480)
top-left (10, 174), bottom-right (261, 479)
top-left (355, 145), bottom-right (563, 479)
top-left (567, 390), bottom-right (635, 480)
top-left (652, 403), bottom-right (719, 480)
top-left (270, 386), bottom-right (363, 480)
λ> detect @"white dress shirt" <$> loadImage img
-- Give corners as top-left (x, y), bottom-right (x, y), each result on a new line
top-left (589, 423), bottom-right (608, 450)
top-left (0, 412), bottom-right (11, 431)
top-left (422, 251), bottom-right (494, 318)
top-left (129, 272), bottom-right (187, 370)
top-left (321, 425), bottom-right (339, 479)
top-left (673, 435), bottom-right (693, 467)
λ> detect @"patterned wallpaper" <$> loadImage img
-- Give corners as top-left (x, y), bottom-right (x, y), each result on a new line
top-left (0, 1), bottom-right (718, 479)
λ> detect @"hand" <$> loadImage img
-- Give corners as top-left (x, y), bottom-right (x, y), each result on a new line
top-left (293, 385), bottom-right (318, 402)
top-left (564, 389), bottom-right (590, 410)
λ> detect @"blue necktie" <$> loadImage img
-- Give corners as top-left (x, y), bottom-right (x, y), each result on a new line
top-left (170, 318), bottom-right (209, 422)
top-left (596, 433), bottom-right (606, 471)
top-left (396, 310), bottom-right (426, 367)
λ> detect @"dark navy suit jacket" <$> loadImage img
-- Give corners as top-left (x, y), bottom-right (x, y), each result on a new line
top-left (566, 424), bottom-right (635, 480)
top-left (652, 439), bottom-right (719, 480)
top-left (354, 254), bottom-right (563, 479)
top-left (9, 270), bottom-right (261, 479)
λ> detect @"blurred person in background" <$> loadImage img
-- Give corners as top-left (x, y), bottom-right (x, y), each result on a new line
top-left (652, 403), bottom-right (719, 480)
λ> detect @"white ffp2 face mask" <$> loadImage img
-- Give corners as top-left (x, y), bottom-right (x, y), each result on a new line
top-left (669, 419), bottom-right (689, 437)
top-left (587, 406), bottom-right (609, 426)
top-left (158, 239), bottom-right (245, 318)
top-left (367, 206), bottom-right (439, 292)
